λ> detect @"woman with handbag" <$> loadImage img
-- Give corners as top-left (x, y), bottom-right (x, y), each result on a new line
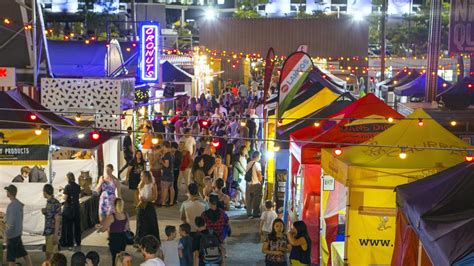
top-left (135, 171), bottom-right (160, 243)
top-left (97, 198), bottom-right (130, 265)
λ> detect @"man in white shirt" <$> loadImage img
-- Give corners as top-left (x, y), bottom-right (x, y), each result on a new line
top-left (180, 128), bottom-right (196, 157)
top-left (140, 235), bottom-right (165, 266)
top-left (180, 183), bottom-right (209, 234)
top-left (246, 151), bottom-right (263, 218)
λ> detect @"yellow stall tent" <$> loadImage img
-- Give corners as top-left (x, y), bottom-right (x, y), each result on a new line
top-left (320, 108), bottom-right (472, 265)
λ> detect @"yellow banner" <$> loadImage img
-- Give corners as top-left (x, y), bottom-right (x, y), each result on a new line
top-left (0, 129), bottom-right (49, 165)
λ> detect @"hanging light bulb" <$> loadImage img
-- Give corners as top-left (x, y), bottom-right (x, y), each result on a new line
top-left (418, 118), bottom-right (424, 127)
top-left (211, 139), bottom-right (220, 148)
top-left (77, 133), bottom-right (85, 139)
top-left (399, 147), bottom-right (407, 159)
top-left (30, 114), bottom-right (37, 121)
top-left (34, 127), bottom-right (42, 136)
top-left (277, 119), bottom-right (283, 127)
top-left (314, 121), bottom-right (320, 127)
top-left (75, 113), bottom-right (82, 122)
top-left (152, 137), bottom-right (159, 145)
top-left (240, 120), bottom-right (247, 127)
top-left (466, 151), bottom-right (473, 162)
top-left (450, 120), bottom-right (457, 126)
top-left (90, 131), bottom-right (100, 141)
top-left (273, 144), bottom-right (280, 152)
top-left (387, 117), bottom-right (394, 123)
top-left (201, 120), bottom-right (209, 127)
top-left (333, 145), bottom-right (343, 156)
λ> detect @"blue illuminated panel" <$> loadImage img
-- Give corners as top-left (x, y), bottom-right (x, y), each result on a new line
top-left (139, 23), bottom-right (160, 83)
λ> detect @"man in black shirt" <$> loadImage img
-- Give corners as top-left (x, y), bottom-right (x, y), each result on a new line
top-left (60, 172), bottom-right (81, 249)
top-left (193, 216), bottom-right (222, 266)
top-left (160, 141), bottom-right (175, 207)
top-left (119, 127), bottom-right (134, 177)
top-left (152, 112), bottom-right (166, 135)
top-left (202, 147), bottom-right (216, 176)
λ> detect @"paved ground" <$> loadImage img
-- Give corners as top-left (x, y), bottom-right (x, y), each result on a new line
top-left (16, 185), bottom-right (266, 265)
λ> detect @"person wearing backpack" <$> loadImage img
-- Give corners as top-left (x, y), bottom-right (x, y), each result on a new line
top-left (245, 151), bottom-right (263, 218)
top-left (193, 216), bottom-right (223, 266)
top-left (201, 194), bottom-right (229, 265)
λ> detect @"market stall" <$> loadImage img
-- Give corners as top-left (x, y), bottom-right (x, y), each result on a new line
top-left (392, 162), bottom-right (474, 266)
top-left (320, 109), bottom-right (472, 265)
top-left (0, 89), bottom-right (121, 244)
top-left (288, 93), bottom-right (404, 265)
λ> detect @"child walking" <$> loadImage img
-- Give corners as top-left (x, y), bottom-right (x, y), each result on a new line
top-left (178, 223), bottom-right (194, 266)
top-left (161, 225), bottom-right (179, 266)
top-left (260, 201), bottom-right (278, 242)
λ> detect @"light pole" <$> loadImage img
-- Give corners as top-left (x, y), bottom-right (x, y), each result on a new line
top-left (425, 0), bottom-right (442, 102)
top-left (380, 0), bottom-right (386, 81)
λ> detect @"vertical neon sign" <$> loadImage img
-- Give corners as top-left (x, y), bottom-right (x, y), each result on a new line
top-left (140, 23), bottom-right (160, 82)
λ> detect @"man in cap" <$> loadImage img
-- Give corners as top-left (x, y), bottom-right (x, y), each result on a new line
top-left (1, 185), bottom-right (32, 266)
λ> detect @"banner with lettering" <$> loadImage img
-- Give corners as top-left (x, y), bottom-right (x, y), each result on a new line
top-left (278, 52), bottom-right (314, 117)
top-left (0, 129), bottom-right (49, 165)
top-left (449, 0), bottom-right (474, 53)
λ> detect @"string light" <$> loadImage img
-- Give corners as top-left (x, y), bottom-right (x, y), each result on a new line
top-left (90, 131), bottom-right (100, 141)
top-left (201, 120), bottom-right (209, 127)
top-left (74, 113), bottom-right (81, 122)
top-left (84, 40), bottom-right (90, 45)
top-left (466, 151), bottom-right (473, 162)
top-left (3, 18), bottom-right (11, 25)
top-left (211, 139), bottom-right (220, 148)
top-left (333, 145), bottom-right (343, 156)
top-left (399, 147), bottom-right (407, 159)
top-left (387, 117), bottom-right (394, 123)
top-left (77, 133), bottom-right (85, 139)
top-left (151, 137), bottom-right (159, 145)
top-left (273, 145), bottom-right (281, 152)
top-left (29, 114), bottom-right (37, 121)
top-left (450, 120), bottom-right (457, 126)
top-left (277, 119), bottom-right (283, 127)
top-left (34, 127), bottom-right (42, 136)
top-left (314, 121), bottom-right (320, 127)
top-left (240, 120), bottom-right (247, 127)
top-left (418, 119), bottom-right (424, 127)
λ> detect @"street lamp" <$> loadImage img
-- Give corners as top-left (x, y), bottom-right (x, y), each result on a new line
top-left (204, 8), bottom-right (217, 20)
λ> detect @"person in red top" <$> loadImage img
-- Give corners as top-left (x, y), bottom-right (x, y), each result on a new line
top-left (178, 141), bottom-right (192, 187)
top-left (201, 194), bottom-right (229, 243)
top-left (231, 86), bottom-right (238, 96)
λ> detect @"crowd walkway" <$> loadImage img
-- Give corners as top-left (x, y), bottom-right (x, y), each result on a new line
top-left (24, 184), bottom-right (265, 265)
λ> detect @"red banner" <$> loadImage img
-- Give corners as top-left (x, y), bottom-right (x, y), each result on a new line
top-left (263, 47), bottom-right (275, 105)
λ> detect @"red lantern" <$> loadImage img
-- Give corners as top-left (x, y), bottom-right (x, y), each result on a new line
top-left (90, 131), bottom-right (100, 141)
top-left (30, 114), bottom-right (37, 121)
top-left (211, 139), bottom-right (220, 148)
top-left (333, 146), bottom-right (343, 156)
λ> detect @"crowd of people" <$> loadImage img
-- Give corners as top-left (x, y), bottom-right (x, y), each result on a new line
top-left (0, 83), bottom-right (313, 266)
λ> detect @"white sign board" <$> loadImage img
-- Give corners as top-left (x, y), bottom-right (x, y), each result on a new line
top-left (323, 176), bottom-right (335, 191)
top-left (0, 67), bottom-right (16, 87)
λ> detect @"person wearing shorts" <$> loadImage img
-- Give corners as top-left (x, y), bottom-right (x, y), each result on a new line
top-left (160, 141), bottom-right (175, 207)
top-left (42, 184), bottom-right (61, 260)
top-left (2, 185), bottom-right (32, 266)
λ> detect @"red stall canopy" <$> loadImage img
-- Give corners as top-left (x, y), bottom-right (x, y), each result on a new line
top-left (292, 93), bottom-right (404, 164)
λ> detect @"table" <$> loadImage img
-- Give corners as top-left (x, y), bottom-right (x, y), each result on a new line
top-left (78, 195), bottom-right (99, 234)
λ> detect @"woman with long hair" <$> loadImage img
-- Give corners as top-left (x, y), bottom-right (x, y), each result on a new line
top-left (97, 198), bottom-right (129, 265)
top-left (262, 218), bottom-right (290, 266)
top-left (191, 156), bottom-right (206, 197)
top-left (287, 221), bottom-right (312, 266)
top-left (126, 150), bottom-right (145, 192)
top-left (97, 164), bottom-right (121, 222)
top-left (135, 171), bottom-right (160, 242)
top-left (231, 146), bottom-right (247, 208)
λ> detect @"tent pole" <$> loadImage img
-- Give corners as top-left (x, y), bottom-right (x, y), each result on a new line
top-left (417, 239), bottom-right (422, 266)
top-left (320, 170), bottom-right (324, 265)
top-left (343, 187), bottom-right (350, 263)
top-left (48, 127), bottom-right (53, 184)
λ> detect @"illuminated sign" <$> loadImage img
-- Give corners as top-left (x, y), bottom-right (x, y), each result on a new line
top-left (140, 23), bottom-right (160, 82)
